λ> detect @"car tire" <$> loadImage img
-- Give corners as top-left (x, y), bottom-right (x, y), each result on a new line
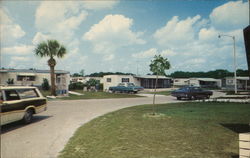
top-left (23, 109), bottom-right (33, 124)
top-left (177, 97), bottom-right (181, 100)
top-left (206, 95), bottom-right (210, 99)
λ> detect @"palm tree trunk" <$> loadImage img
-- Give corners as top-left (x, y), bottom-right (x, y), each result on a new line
top-left (48, 58), bottom-right (56, 96)
top-left (50, 65), bottom-right (56, 96)
top-left (152, 74), bottom-right (159, 115)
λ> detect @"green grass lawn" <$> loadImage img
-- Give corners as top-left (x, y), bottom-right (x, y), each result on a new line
top-left (143, 91), bottom-right (171, 96)
top-left (59, 102), bottom-right (250, 158)
top-left (40, 90), bottom-right (51, 97)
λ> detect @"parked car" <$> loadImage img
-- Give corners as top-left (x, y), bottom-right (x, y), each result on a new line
top-left (109, 83), bottom-right (144, 93)
top-left (171, 86), bottom-right (213, 100)
top-left (0, 86), bottom-right (47, 125)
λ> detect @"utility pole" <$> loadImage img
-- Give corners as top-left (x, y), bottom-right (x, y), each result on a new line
top-left (218, 34), bottom-right (237, 94)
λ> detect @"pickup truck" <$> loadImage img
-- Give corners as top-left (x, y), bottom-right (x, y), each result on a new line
top-left (171, 86), bottom-right (213, 100)
top-left (109, 83), bottom-right (144, 93)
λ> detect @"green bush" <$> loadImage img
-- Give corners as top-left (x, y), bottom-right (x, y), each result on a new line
top-left (41, 78), bottom-right (50, 90)
top-left (69, 82), bottom-right (85, 90)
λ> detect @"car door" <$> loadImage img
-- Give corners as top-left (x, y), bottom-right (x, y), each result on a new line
top-left (1, 89), bottom-right (24, 125)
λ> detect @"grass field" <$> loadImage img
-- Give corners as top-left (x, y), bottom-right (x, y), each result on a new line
top-left (143, 91), bottom-right (171, 96)
top-left (59, 102), bottom-right (250, 158)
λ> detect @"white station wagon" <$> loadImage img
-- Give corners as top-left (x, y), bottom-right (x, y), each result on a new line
top-left (0, 86), bottom-right (47, 125)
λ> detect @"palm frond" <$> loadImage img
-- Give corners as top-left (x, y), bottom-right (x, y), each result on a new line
top-left (35, 39), bottom-right (67, 58)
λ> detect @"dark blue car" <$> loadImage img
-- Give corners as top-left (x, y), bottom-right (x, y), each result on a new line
top-left (171, 86), bottom-right (213, 100)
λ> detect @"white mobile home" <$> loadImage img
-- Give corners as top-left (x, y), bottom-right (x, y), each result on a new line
top-left (103, 75), bottom-right (140, 91)
top-left (188, 78), bottom-right (221, 88)
top-left (0, 69), bottom-right (70, 95)
top-left (173, 78), bottom-right (189, 87)
top-left (103, 75), bottom-right (172, 91)
top-left (135, 75), bottom-right (172, 89)
top-left (70, 76), bottom-right (104, 84)
top-left (222, 77), bottom-right (250, 90)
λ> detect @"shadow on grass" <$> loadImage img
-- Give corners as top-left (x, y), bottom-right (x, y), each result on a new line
top-left (221, 123), bottom-right (250, 133)
top-left (1, 115), bottom-right (52, 134)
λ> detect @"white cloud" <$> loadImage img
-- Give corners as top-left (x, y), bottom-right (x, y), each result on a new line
top-left (132, 48), bottom-right (176, 59)
top-left (103, 54), bottom-right (115, 61)
top-left (160, 49), bottom-right (176, 57)
top-left (35, 1), bottom-right (88, 42)
top-left (132, 48), bottom-right (157, 58)
top-left (199, 27), bottom-right (219, 42)
top-left (209, 1), bottom-right (248, 30)
top-left (0, 8), bottom-right (26, 44)
top-left (32, 32), bottom-right (51, 45)
top-left (154, 15), bottom-right (201, 48)
top-left (2, 45), bottom-right (34, 55)
top-left (83, 14), bottom-right (145, 56)
top-left (11, 56), bottom-right (30, 62)
top-left (82, 0), bottom-right (118, 10)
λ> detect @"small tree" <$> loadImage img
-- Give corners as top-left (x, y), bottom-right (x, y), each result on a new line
top-left (41, 78), bottom-right (50, 90)
top-left (80, 69), bottom-right (85, 77)
top-left (86, 79), bottom-right (100, 91)
top-left (149, 55), bottom-right (171, 114)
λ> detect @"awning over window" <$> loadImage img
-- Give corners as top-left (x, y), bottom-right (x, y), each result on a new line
top-left (17, 73), bottom-right (36, 76)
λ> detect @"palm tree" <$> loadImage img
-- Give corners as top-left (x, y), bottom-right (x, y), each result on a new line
top-left (35, 40), bottom-right (67, 96)
top-left (149, 54), bottom-right (171, 114)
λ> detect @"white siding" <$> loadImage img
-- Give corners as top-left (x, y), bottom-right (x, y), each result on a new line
top-left (103, 75), bottom-right (138, 91)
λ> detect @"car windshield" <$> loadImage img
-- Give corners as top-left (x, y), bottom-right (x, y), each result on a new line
top-left (127, 83), bottom-right (135, 87)
top-left (179, 87), bottom-right (189, 91)
top-left (118, 83), bottom-right (125, 86)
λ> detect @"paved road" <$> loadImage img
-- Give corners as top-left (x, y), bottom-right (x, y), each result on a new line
top-left (1, 95), bottom-right (181, 158)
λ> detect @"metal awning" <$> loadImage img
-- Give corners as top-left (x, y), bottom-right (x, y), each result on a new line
top-left (17, 73), bottom-right (36, 76)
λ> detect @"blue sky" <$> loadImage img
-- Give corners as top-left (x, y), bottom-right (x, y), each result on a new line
top-left (0, 0), bottom-right (249, 75)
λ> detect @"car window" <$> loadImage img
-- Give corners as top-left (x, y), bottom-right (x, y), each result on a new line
top-left (5, 90), bottom-right (20, 101)
top-left (193, 87), bottom-right (202, 91)
top-left (118, 83), bottom-right (125, 86)
top-left (17, 89), bottom-right (39, 99)
top-left (127, 83), bottom-right (135, 87)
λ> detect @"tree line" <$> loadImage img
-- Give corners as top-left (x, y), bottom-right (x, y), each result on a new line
top-left (169, 69), bottom-right (248, 79)
top-left (72, 69), bottom-right (248, 79)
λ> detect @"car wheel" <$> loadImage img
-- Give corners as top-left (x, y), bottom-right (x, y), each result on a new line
top-left (23, 109), bottom-right (33, 124)
top-left (177, 97), bottom-right (181, 100)
top-left (206, 95), bottom-right (210, 99)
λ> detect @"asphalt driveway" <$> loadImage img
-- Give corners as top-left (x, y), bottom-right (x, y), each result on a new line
top-left (1, 94), bottom-right (183, 158)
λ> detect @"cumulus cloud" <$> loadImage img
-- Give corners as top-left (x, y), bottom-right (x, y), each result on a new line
top-left (132, 48), bottom-right (157, 58)
top-left (82, 0), bottom-right (118, 10)
top-left (199, 27), bottom-right (219, 42)
top-left (11, 56), bottom-right (30, 62)
top-left (104, 54), bottom-right (115, 61)
top-left (35, 1), bottom-right (88, 42)
top-left (83, 14), bottom-right (145, 57)
top-left (0, 8), bottom-right (25, 44)
top-left (161, 49), bottom-right (176, 57)
top-left (154, 15), bottom-right (202, 48)
top-left (32, 32), bottom-right (51, 45)
top-left (132, 48), bottom-right (176, 59)
top-left (209, 1), bottom-right (248, 30)
top-left (2, 45), bottom-right (34, 55)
